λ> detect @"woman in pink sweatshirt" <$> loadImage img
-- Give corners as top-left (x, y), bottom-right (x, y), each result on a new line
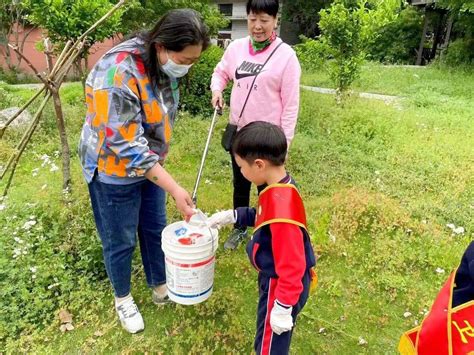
top-left (211, 0), bottom-right (301, 250)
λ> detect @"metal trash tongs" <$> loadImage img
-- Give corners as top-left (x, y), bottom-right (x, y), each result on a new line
top-left (191, 106), bottom-right (222, 207)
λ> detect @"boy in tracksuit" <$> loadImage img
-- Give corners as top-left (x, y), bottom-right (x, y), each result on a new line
top-left (208, 121), bottom-right (317, 355)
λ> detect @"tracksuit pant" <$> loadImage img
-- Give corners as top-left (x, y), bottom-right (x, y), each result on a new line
top-left (255, 270), bottom-right (312, 355)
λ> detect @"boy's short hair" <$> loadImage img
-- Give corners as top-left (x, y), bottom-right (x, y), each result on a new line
top-left (246, 0), bottom-right (279, 18)
top-left (232, 121), bottom-right (287, 166)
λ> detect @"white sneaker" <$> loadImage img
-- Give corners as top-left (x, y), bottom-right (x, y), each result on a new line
top-left (115, 297), bottom-right (144, 334)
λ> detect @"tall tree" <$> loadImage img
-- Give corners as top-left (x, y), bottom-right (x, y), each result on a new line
top-left (0, 0), bottom-right (33, 71)
top-left (120, 0), bottom-right (227, 37)
top-left (27, 0), bottom-right (125, 81)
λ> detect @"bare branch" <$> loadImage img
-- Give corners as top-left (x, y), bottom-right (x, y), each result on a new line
top-left (8, 44), bottom-right (49, 87)
top-left (1, 92), bottom-right (52, 184)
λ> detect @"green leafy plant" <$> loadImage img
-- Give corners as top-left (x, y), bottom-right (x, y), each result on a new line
top-left (318, 1), bottom-right (365, 103)
top-left (180, 45), bottom-right (230, 117)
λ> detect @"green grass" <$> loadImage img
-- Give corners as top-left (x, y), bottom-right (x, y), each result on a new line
top-left (1, 63), bottom-right (473, 353)
top-left (301, 62), bottom-right (474, 100)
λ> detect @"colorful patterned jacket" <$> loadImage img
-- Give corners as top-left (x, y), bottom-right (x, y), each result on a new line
top-left (79, 38), bottom-right (179, 184)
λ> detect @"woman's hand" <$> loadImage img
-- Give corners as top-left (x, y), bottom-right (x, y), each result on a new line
top-left (211, 90), bottom-right (224, 109)
top-left (170, 185), bottom-right (195, 221)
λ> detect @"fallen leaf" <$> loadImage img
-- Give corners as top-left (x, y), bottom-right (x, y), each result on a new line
top-left (59, 309), bottom-right (73, 324)
top-left (94, 330), bottom-right (104, 337)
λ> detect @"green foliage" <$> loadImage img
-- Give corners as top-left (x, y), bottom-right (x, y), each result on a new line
top-left (319, 1), bottom-right (365, 102)
top-left (294, 36), bottom-right (328, 71)
top-left (317, 0), bottom-right (405, 100)
top-left (1, 65), bottom-right (473, 352)
top-left (27, 0), bottom-right (124, 56)
top-left (366, 6), bottom-right (424, 64)
top-left (121, 0), bottom-right (228, 37)
top-left (282, 0), bottom-right (333, 38)
top-left (180, 45), bottom-right (229, 117)
top-left (0, 195), bottom-right (106, 344)
top-left (442, 37), bottom-right (474, 66)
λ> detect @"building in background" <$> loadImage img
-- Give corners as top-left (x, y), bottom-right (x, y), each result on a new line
top-left (213, 0), bottom-right (300, 44)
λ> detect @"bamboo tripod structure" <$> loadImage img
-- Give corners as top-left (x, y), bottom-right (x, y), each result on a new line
top-left (0, 0), bottom-right (126, 197)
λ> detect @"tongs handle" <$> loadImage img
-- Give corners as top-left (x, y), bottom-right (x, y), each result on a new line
top-left (192, 106), bottom-right (222, 206)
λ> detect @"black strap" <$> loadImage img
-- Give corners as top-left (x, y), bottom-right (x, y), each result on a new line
top-left (238, 41), bottom-right (284, 118)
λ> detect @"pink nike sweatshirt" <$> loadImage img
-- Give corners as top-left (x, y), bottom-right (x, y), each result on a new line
top-left (211, 36), bottom-right (301, 145)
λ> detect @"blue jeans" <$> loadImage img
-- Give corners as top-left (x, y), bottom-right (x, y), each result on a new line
top-left (88, 177), bottom-right (167, 297)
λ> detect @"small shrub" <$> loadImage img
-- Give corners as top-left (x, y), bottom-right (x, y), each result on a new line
top-left (180, 45), bottom-right (230, 117)
top-left (318, 2), bottom-right (365, 103)
top-left (441, 38), bottom-right (474, 66)
top-left (294, 36), bottom-right (327, 71)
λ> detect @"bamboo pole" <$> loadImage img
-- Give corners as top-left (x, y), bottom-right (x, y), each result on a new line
top-left (2, 92), bottom-right (52, 196)
top-left (1, 0), bottom-right (127, 196)
top-left (0, 87), bottom-right (45, 139)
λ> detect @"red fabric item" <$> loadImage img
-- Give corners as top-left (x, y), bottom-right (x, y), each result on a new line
top-left (270, 223), bottom-right (306, 306)
top-left (261, 278), bottom-right (277, 355)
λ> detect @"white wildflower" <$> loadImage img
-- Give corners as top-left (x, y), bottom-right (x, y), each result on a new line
top-left (14, 237), bottom-right (23, 244)
top-left (50, 163), bottom-right (59, 172)
top-left (318, 327), bottom-right (326, 334)
top-left (47, 282), bottom-right (60, 290)
top-left (453, 226), bottom-right (465, 235)
top-left (22, 220), bottom-right (36, 230)
top-left (403, 312), bottom-right (412, 318)
top-left (446, 223), bottom-right (456, 230)
top-left (32, 168), bottom-right (40, 177)
top-left (30, 266), bottom-right (37, 273)
top-left (0, 204), bottom-right (5, 211)
top-left (358, 337), bottom-right (368, 346)
top-left (435, 267), bottom-right (445, 274)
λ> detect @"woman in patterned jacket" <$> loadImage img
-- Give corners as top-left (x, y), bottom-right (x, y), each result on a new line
top-left (78, 9), bottom-right (209, 334)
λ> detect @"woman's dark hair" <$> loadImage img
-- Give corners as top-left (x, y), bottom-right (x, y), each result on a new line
top-left (246, 0), bottom-right (279, 17)
top-left (232, 121), bottom-right (287, 166)
top-left (138, 9), bottom-right (210, 88)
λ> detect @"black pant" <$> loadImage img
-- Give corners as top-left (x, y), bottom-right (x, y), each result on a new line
top-left (231, 153), bottom-right (265, 230)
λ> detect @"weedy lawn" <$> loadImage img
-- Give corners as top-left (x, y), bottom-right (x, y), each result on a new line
top-left (0, 63), bottom-right (473, 353)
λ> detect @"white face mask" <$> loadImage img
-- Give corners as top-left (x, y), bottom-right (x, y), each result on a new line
top-left (161, 50), bottom-right (193, 78)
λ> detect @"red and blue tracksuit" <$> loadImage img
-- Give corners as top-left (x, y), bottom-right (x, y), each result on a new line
top-left (235, 174), bottom-right (316, 355)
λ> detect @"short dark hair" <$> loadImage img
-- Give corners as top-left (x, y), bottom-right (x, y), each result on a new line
top-left (138, 9), bottom-right (210, 88)
top-left (232, 121), bottom-right (287, 166)
top-left (246, 0), bottom-right (279, 17)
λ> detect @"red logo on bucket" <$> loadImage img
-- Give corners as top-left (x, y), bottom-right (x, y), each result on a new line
top-left (177, 232), bottom-right (205, 245)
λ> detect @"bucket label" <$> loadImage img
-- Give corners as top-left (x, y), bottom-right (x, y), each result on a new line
top-left (174, 227), bottom-right (187, 237)
top-left (165, 256), bottom-right (215, 297)
top-left (178, 232), bottom-right (205, 246)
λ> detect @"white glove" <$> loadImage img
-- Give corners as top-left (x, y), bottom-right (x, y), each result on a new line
top-left (270, 300), bottom-right (293, 335)
top-left (207, 210), bottom-right (236, 229)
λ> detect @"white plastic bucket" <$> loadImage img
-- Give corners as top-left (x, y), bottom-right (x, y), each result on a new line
top-left (161, 218), bottom-right (218, 305)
